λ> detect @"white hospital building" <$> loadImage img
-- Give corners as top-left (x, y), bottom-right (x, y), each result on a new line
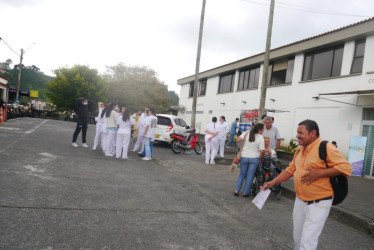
top-left (177, 18), bottom-right (374, 178)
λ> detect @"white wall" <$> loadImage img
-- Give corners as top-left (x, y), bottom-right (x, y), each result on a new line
top-left (178, 35), bottom-right (374, 157)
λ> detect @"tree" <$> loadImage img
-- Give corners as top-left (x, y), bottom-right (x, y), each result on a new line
top-left (45, 65), bottom-right (107, 111)
top-left (167, 90), bottom-right (179, 106)
top-left (0, 58), bottom-right (12, 70)
top-left (104, 63), bottom-right (171, 113)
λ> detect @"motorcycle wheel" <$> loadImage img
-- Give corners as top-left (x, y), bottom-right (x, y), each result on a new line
top-left (171, 140), bottom-right (183, 154)
top-left (194, 141), bottom-right (203, 155)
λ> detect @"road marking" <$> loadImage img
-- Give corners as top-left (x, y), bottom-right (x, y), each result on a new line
top-left (0, 127), bottom-right (21, 131)
top-left (25, 120), bottom-right (48, 134)
top-left (0, 120), bottom-right (49, 154)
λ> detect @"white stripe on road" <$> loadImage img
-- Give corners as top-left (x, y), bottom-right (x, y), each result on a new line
top-left (25, 120), bottom-right (48, 134)
top-left (0, 120), bottom-right (49, 154)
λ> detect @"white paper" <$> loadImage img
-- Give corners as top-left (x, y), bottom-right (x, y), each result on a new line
top-left (252, 189), bottom-right (271, 210)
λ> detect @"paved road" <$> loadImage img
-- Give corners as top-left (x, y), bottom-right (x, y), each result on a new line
top-left (1, 118), bottom-right (373, 249)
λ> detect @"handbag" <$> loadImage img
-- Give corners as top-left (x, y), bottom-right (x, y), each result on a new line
top-left (230, 130), bottom-right (249, 172)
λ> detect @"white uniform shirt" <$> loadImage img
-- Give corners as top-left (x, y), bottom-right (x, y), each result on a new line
top-left (117, 116), bottom-right (135, 135)
top-left (205, 122), bottom-right (218, 142)
top-left (144, 115), bottom-right (158, 138)
top-left (239, 132), bottom-right (265, 158)
top-left (106, 110), bottom-right (118, 128)
top-left (217, 121), bottom-right (229, 140)
top-left (137, 113), bottom-right (147, 133)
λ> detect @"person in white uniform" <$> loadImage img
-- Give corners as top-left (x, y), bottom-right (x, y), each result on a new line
top-left (104, 103), bottom-right (118, 157)
top-left (93, 102), bottom-right (105, 150)
top-left (100, 105), bottom-right (108, 153)
top-left (205, 117), bottom-right (219, 165)
top-left (116, 108), bottom-right (135, 159)
top-left (132, 108), bottom-right (148, 153)
top-left (142, 107), bottom-right (158, 161)
top-left (217, 116), bottom-right (229, 158)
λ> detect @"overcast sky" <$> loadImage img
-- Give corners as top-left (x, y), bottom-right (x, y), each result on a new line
top-left (0, 0), bottom-right (373, 94)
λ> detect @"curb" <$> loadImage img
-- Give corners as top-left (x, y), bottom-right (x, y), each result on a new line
top-left (217, 156), bottom-right (374, 237)
top-left (280, 185), bottom-right (374, 237)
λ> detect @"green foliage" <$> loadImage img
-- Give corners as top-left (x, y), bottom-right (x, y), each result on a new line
top-left (168, 90), bottom-right (179, 106)
top-left (104, 63), bottom-right (172, 113)
top-left (45, 65), bottom-right (108, 111)
top-left (288, 140), bottom-right (299, 153)
top-left (2, 65), bottom-right (53, 101)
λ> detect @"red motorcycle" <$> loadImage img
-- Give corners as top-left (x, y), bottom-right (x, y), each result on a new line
top-left (170, 129), bottom-right (204, 154)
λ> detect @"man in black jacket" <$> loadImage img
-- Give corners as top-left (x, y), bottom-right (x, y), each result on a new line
top-left (72, 97), bottom-right (92, 147)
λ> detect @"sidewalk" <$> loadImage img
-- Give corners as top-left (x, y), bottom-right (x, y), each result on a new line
top-left (215, 150), bottom-right (374, 237)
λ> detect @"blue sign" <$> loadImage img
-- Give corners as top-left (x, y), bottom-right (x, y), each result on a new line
top-left (348, 136), bottom-right (367, 176)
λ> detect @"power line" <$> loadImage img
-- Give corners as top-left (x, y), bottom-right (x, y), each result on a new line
top-left (240, 0), bottom-right (370, 18)
top-left (0, 37), bottom-right (20, 57)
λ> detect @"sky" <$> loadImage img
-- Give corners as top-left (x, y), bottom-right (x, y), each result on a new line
top-left (0, 0), bottom-right (373, 94)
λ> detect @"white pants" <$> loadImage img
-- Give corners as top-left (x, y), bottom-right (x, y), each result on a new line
top-left (116, 133), bottom-right (131, 159)
top-left (93, 124), bottom-right (102, 149)
top-left (218, 139), bottom-right (226, 157)
top-left (101, 132), bottom-right (108, 152)
top-left (106, 129), bottom-right (116, 154)
top-left (293, 196), bottom-right (332, 250)
top-left (205, 139), bottom-right (218, 164)
top-left (133, 129), bottom-right (144, 151)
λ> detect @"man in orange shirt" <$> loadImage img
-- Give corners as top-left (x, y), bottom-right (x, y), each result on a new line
top-left (263, 120), bottom-right (351, 250)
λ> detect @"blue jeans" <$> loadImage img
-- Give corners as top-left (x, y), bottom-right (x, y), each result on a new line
top-left (235, 157), bottom-right (259, 195)
top-left (144, 138), bottom-right (152, 158)
top-left (227, 133), bottom-right (236, 147)
top-left (141, 141), bottom-right (153, 157)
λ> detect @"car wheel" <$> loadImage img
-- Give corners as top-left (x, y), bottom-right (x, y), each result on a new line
top-left (194, 141), bottom-right (203, 155)
top-left (171, 140), bottom-right (182, 154)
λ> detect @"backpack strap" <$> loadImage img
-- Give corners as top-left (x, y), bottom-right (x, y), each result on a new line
top-left (319, 140), bottom-right (329, 168)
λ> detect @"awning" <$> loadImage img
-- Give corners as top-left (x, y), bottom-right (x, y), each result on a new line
top-left (316, 89), bottom-right (374, 106)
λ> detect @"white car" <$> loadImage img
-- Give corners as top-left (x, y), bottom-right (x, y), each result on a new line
top-left (154, 114), bottom-right (189, 142)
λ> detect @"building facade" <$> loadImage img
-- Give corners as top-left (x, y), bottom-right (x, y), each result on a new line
top-left (177, 18), bottom-right (374, 178)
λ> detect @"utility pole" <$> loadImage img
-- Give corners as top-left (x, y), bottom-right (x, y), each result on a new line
top-left (16, 48), bottom-right (24, 102)
top-left (259, 0), bottom-right (275, 116)
top-left (191, 0), bottom-right (206, 128)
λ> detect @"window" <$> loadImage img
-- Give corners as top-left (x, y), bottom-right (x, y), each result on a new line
top-left (351, 39), bottom-right (366, 74)
top-left (238, 66), bottom-right (260, 90)
top-left (218, 72), bottom-right (235, 93)
top-left (267, 58), bottom-right (295, 86)
top-left (198, 79), bottom-right (207, 96)
top-left (174, 118), bottom-right (188, 127)
top-left (157, 116), bottom-right (172, 126)
top-left (302, 45), bottom-right (344, 81)
top-left (188, 82), bottom-right (194, 97)
top-left (363, 108), bottom-right (374, 121)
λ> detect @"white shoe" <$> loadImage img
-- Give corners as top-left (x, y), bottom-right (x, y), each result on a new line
top-left (142, 157), bottom-right (151, 161)
top-left (205, 161), bottom-right (209, 165)
top-left (131, 149), bottom-right (136, 152)
top-left (105, 152), bottom-right (114, 157)
top-left (72, 142), bottom-right (79, 147)
top-left (82, 143), bottom-right (88, 148)
top-left (210, 162), bottom-right (215, 165)
top-left (138, 151), bottom-right (142, 154)
top-left (92, 147), bottom-right (96, 150)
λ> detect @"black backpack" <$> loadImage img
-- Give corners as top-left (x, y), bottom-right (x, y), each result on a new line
top-left (319, 140), bottom-right (348, 205)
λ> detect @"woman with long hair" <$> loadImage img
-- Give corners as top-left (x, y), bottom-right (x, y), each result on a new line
top-left (234, 123), bottom-right (265, 197)
top-left (205, 117), bottom-right (219, 164)
top-left (104, 102), bottom-right (118, 156)
top-left (116, 107), bottom-right (135, 159)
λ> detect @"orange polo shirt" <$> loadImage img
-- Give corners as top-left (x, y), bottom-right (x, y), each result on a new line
top-left (285, 138), bottom-right (352, 201)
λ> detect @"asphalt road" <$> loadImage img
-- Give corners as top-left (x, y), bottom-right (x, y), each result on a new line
top-left (0, 118), bottom-right (373, 249)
